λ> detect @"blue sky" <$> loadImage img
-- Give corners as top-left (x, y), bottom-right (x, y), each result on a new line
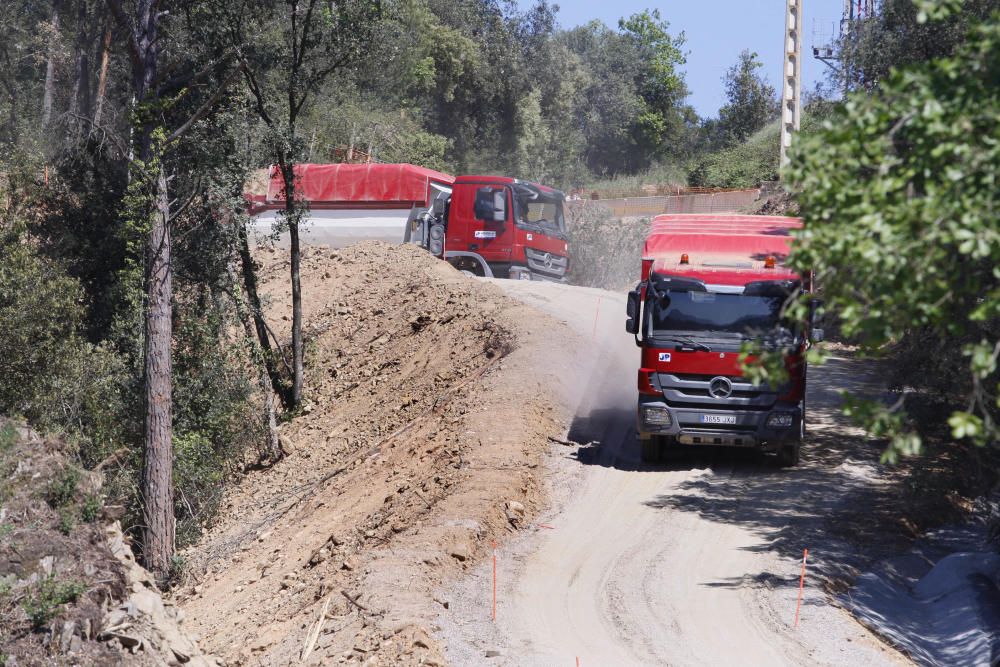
top-left (517, 0), bottom-right (845, 118)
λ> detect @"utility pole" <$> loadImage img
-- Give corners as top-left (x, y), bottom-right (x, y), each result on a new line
top-left (780, 0), bottom-right (803, 172)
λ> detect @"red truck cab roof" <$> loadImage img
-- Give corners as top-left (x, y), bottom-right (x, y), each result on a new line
top-left (454, 175), bottom-right (562, 196)
top-left (643, 214), bottom-right (803, 287)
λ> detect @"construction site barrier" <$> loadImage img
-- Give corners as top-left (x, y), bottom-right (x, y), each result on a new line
top-left (569, 189), bottom-right (761, 217)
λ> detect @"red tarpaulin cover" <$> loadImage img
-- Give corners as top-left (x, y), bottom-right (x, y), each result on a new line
top-left (645, 214), bottom-right (802, 260)
top-left (644, 214), bottom-right (803, 285)
top-left (266, 163), bottom-right (455, 206)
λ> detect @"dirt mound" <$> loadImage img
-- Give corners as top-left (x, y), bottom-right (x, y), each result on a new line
top-left (743, 182), bottom-right (799, 216)
top-left (0, 419), bottom-right (214, 666)
top-left (177, 242), bottom-right (578, 665)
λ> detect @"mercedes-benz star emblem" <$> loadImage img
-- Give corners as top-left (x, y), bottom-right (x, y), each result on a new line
top-left (543, 253), bottom-right (553, 269)
top-left (708, 376), bottom-right (734, 399)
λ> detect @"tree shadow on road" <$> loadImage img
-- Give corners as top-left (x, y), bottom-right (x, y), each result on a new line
top-left (642, 426), bottom-right (913, 591)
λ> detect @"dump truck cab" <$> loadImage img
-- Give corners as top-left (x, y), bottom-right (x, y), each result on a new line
top-left (625, 215), bottom-right (819, 466)
top-left (442, 176), bottom-right (569, 282)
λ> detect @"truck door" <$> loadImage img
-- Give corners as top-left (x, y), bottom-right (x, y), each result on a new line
top-left (446, 182), bottom-right (514, 276)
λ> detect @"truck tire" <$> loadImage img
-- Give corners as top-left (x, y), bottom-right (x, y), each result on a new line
top-left (801, 398), bottom-right (807, 435)
top-left (778, 443), bottom-right (800, 467)
top-left (640, 438), bottom-right (661, 464)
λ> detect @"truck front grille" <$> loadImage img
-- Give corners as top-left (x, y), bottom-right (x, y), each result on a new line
top-left (657, 372), bottom-right (777, 410)
top-left (524, 247), bottom-right (568, 277)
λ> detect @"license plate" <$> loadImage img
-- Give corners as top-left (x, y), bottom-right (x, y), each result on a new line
top-left (700, 414), bottom-right (737, 425)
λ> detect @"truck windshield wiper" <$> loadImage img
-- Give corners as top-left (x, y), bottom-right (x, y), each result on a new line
top-left (658, 335), bottom-right (711, 352)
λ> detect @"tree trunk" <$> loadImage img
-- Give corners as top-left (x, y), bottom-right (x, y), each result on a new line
top-left (0, 47), bottom-right (17, 144)
top-left (42, 0), bottom-right (63, 128)
top-left (237, 218), bottom-right (292, 407)
top-left (93, 21), bottom-right (112, 126)
top-left (142, 166), bottom-right (174, 581)
top-left (78, 0), bottom-right (93, 120)
top-left (283, 162), bottom-right (304, 407)
top-left (129, 0), bottom-right (174, 583)
top-left (68, 0), bottom-right (93, 145)
top-left (229, 260), bottom-right (283, 463)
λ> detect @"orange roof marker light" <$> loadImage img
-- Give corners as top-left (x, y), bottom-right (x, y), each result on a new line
top-left (680, 253), bottom-right (690, 265)
top-left (764, 255), bottom-right (777, 269)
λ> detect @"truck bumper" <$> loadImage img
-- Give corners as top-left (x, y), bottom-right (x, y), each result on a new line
top-left (508, 265), bottom-right (567, 283)
top-left (636, 397), bottom-right (802, 453)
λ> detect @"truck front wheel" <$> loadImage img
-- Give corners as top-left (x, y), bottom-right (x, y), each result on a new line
top-left (640, 437), bottom-right (661, 463)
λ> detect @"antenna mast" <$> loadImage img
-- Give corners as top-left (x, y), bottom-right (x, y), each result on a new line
top-left (812, 0), bottom-right (876, 91)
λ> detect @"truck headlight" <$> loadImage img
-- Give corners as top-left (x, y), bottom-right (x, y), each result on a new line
top-left (766, 413), bottom-right (794, 428)
top-left (642, 405), bottom-right (672, 427)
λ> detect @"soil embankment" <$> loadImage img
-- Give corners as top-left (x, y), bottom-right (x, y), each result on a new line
top-left (177, 243), bottom-right (585, 665)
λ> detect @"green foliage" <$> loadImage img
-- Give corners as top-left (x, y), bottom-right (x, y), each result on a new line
top-left (578, 162), bottom-right (688, 197)
top-left (44, 467), bottom-right (81, 509)
top-left (325, 1), bottom-right (698, 184)
top-left (688, 104), bottom-right (832, 189)
top-left (688, 121), bottom-right (780, 188)
top-left (0, 212), bottom-right (130, 451)
top-left (168, 554), bottom-right (187, 588)
top-left (717, 50), bottom-right (778, 145)
top-left (0, 425), bottom-right (14, 454)
top-left (21, 576), bottom-right (85, 630)
top-left (618, 9), bottom-right (690, 162)
top-left (80, 494), bottom-right (103, 523)
top-left (781, 12), bottom-right (1000, 458)
top-left (838, 0), bottom-right (999, 90)
top-left (57, 509), bottom-right (76, 536)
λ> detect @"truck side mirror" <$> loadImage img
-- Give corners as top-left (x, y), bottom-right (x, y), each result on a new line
top-left (808, 297), bottom-right (824, 323)
top-left (431, 196), bottom-right (446, 216)
top-left (492, 190), bottom-right (506, 222)
top-left (625, 289), bottom-right (641, 335)
top-left (475, 187), bottom-right (506, 223)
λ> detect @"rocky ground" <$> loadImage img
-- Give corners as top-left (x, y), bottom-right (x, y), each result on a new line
top-left (176, 242), bottom-right (583, 665)
top-left (0, 419), bottom-right (214, 666)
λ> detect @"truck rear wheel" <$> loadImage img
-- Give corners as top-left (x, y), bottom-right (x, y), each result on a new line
top-left (640, 438), bottom-right (661, 464)
top-left (778, 443), bottom-right (800, 467)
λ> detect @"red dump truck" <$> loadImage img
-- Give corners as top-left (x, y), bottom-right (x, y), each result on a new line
top-left (625, 214), bottom-right (822, 466)
top-left (248, 163), bottom-right (570, 282)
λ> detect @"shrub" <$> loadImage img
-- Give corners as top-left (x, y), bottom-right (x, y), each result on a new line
top-left (44, 467), bottom-right (81, 509)
top-left (80, 493), bottom-right (103, 523)
top-left (57, 509), bottom-right (76, 536)
top-left (688, 121), bottom-right (780, 188)
top-left (781, 12), bottom-right (1000, 459)
top-left (0, 425), bottom-right (14, 453)
top-left (0, 226), bottom-right (130, 456)
top-left (21, 577), bottom-right (85, 630)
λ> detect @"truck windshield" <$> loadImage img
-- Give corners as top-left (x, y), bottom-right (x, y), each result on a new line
top-left (514, 187), bottom-right (565, 233)
top-left (648, 290), bottom-right (786, 338)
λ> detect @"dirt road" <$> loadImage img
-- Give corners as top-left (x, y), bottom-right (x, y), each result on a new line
top-left (438, 281), bottom-right (910, 666)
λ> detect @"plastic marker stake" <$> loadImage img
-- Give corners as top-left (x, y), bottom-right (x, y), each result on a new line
top-left (794, 548), bottom-right (809, 628)
top-left (492, 541), bottom-right (497, 622)
top-left (591, 297), bottom-right (603, 339)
